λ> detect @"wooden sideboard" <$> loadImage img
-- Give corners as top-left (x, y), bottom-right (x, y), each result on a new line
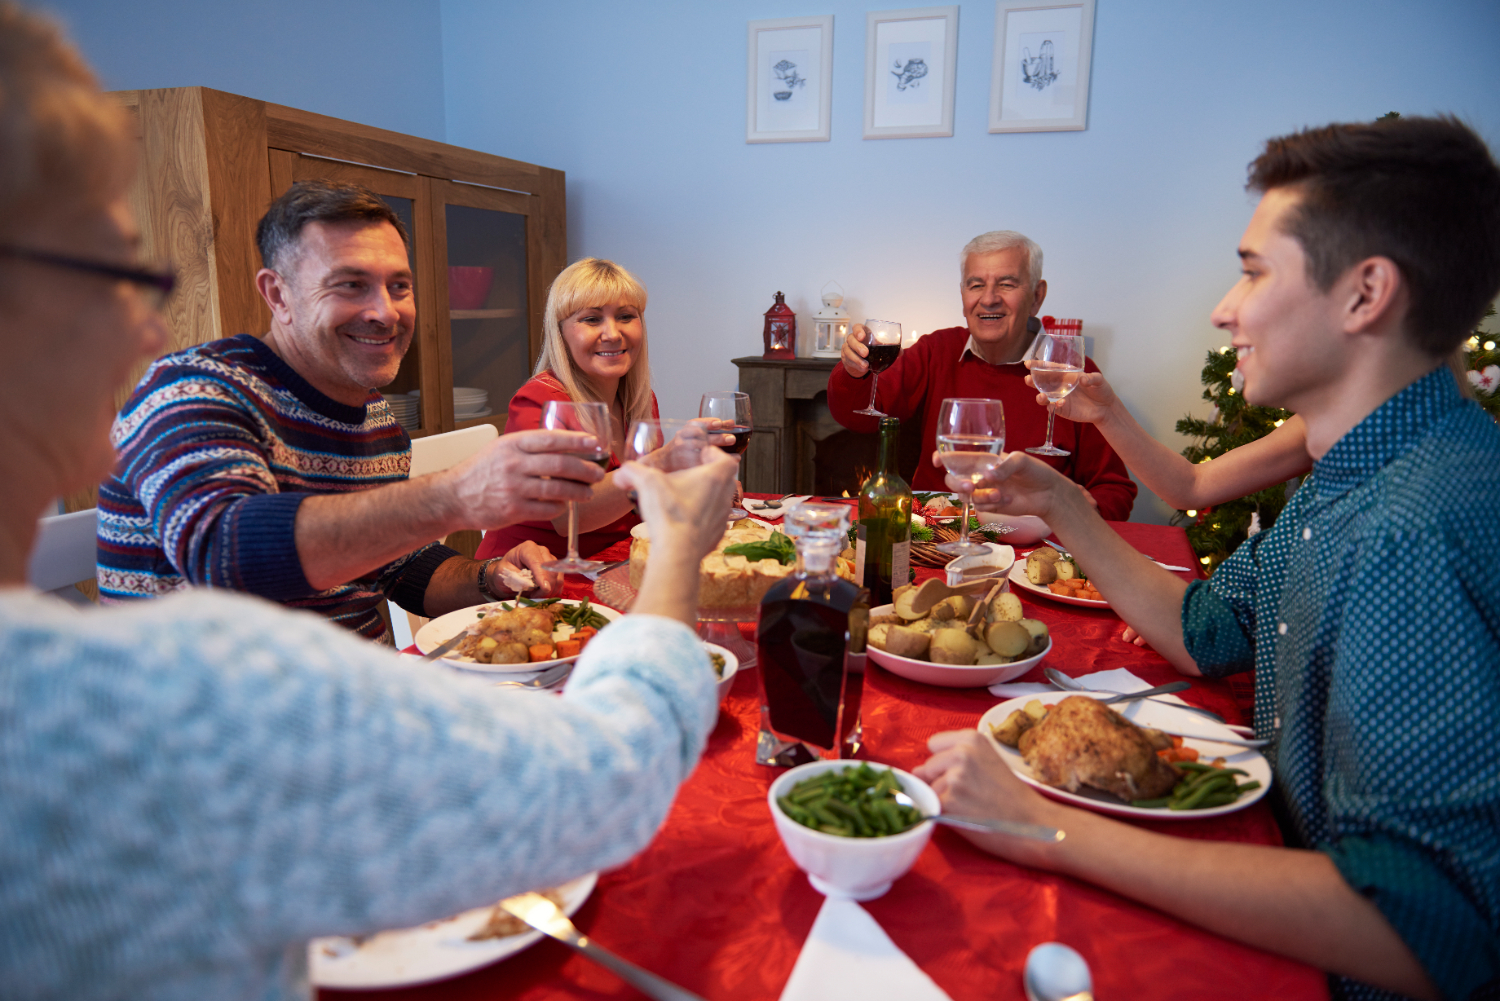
top-left (732, 356), bottom-right (923, 495)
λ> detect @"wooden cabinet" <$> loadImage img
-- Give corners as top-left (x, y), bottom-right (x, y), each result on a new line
top-left (110, 86), bottom-right (566, 439)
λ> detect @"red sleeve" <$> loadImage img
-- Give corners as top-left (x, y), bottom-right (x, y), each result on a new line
top-left (504, 372), bottom-right (567, 434)
top-left (826, 331), bottom-right (945, 434)
top-left (1069, 357), bottom-right (1138, 521)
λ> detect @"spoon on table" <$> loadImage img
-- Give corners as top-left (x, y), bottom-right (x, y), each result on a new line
top-left (1044, 668), bottom-right (1228, 723)
top-left (1024, 942), bottom-right (1093, 1001)
top-left (888, 790), bottom-right (1064, 843)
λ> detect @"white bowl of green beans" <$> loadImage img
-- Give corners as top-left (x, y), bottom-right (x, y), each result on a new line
top-left (768, 760), bottom-right (939, 901)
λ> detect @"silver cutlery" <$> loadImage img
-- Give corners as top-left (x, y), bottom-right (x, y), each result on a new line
top-left (500, 892), bottom-right (708, 1001)
top-left (492, 661), bottom-right (573, 690)
top-left (420, 633), bottom-right (467, 662)
top-left (1044, 668), bottom-right (1228, 724)
top-left (890, 790), bottom-right (1064, 842)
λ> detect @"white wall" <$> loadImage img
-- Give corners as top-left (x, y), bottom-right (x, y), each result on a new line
top-left (441, 0), bottom-right (1500, 522)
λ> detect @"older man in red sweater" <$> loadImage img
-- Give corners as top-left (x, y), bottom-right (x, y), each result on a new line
top-left (827, 230), bottom-right (1137, 520)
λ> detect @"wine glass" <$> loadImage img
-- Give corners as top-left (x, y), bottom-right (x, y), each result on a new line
top-left (934, 397), bottom-right (1006, 557)
top-left (623, 419), bottom-right (710, 471)
top-left (1025, 332), bottom-right (1085, 457)
top-left (699, 391), bottom-right (752, 519)
top-left (540, 399), bottom-right (611, 574)
top-left (853, 319), bottom-right (903, 417)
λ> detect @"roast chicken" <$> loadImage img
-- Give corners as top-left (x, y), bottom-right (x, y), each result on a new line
top-left (1016, 695), bottom-right (1180, 802)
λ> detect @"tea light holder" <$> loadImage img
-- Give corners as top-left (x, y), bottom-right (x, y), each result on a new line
top-left (811, 283), bottom-right (850, 358)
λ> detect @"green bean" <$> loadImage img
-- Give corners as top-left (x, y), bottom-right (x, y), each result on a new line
top-left (1172, 774), bottom-right (1236, 810)
top-left (1236, 781), bottom-right (1261, 794)
top-left (780, 764), bottom-right (923, 838)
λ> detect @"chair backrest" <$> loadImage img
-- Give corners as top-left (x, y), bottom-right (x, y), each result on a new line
top-left (27, 507), bottom-right (100, 602)
top-left (408, 424), bottom-right (499, 478)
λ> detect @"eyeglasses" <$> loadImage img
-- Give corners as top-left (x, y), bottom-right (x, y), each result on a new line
top-left (0, 244), bottom-right (176, 309)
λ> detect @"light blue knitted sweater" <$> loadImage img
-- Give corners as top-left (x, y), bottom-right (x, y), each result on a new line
top-left (0, 588), bottom-right (717, 999)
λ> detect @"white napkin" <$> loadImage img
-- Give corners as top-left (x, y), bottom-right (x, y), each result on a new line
top-left (989, 666), bottom-right (1152, 700)
top-left (779, 896), bottom-right (952, 1001)
top-left (745, 495), bottom-right (811, 516)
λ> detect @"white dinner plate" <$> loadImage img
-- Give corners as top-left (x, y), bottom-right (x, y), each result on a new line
top-left (865, 603), bottom-right (1051, 688)
top-left (1007, 559), bottom-right (1109, 609)
top-left (977, 692), bottom-right (1271, 820)
top-left (415, 599), bottom-right (622, 674)
top-left (309, 872), bottom-right (597, 989)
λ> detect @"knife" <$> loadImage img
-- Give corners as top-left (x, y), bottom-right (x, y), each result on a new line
top-left (420, 632), bottom-right (467, 662)
top-left (499, 892), bottom-right (708, 1001)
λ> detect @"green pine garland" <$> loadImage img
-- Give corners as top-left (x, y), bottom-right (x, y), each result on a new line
top-left (1170, 347), bottom-right (1292, 573)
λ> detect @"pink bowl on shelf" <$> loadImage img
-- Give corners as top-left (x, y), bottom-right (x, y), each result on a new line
top-left (448, 266), bottom-right (494, 310)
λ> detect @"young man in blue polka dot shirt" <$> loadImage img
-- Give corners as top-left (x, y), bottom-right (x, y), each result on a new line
top-left (916, 116), bottom-right (1500, 1001)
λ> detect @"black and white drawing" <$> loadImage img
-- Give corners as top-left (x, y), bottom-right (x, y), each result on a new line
top-left (1020, 39), bottom-right (1057, 91)
top-left (772, 59), bottom-right (806, 101)
top-left (890, 56), bottom-right (928, 91)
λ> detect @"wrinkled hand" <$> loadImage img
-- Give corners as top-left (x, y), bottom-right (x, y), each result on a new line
top-left (615, 448), bottom-right (740, 565)
top-left (840, 323), bottom-right (871, 378)
top-left (691, 416), bottom-right (741, 451)
top-left (930, 448), bottom-right (1074, 521)
top-left (500, 540), bottom-right (561, 597)
top-left (1023, 366), bottom-right (1117, 425)
top-left (445, 429), bottom-right (604, 529)
top-left (914, 730), bottom-right (1064, 862)
top-left (636, 423), bottom-right (715, 473)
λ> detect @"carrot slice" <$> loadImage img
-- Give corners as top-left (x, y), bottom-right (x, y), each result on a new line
top-left (528, 643), bottom-right (555, 662)
top-left (1048, 582), bottom-right (1071, 595)
top-left (554, 639), bottom-right (581, 658)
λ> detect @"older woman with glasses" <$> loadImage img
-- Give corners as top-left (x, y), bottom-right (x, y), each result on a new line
top-left (0, 5), bottom-right (737, 998)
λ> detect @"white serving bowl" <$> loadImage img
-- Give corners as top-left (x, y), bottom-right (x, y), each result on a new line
top-left (768, 760), bottom-right (938, 900)
top-left (865, 603), bottom-right (1050, 688)
top-left (702, 641), bottom-right (738, 704)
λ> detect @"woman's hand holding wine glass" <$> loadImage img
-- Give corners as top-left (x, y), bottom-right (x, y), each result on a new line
top-left (1025, 332), bottom-right (1085, 457)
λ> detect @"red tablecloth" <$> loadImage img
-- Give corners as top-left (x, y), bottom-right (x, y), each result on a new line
top-left (330, 515), bottom-right (1326, 1001)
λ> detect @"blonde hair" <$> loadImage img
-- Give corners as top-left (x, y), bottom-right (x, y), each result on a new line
top-left (0, 2), bottom-right (133, 242)
top-left (533, 257), bottom-right (654, 429)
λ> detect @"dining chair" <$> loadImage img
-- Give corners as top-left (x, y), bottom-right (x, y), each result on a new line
top-left (390, 424), bottom-right (500, 648)
top-left (27, 507), bottom-right (100, 607)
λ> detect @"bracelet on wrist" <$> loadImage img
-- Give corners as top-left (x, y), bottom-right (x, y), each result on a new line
top-left (477, 558), bottom-right (507, 601)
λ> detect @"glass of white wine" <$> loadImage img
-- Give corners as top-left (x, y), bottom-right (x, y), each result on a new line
top-left (540, 399), bottom-right (611, 574)
top-left (934, 397), bottom-right (1006, 557)
top-left (1026, 332), bottom-right (1085, 457)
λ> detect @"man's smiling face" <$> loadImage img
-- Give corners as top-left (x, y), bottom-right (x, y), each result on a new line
top-left (960, 247), bottom-right (1047, 364)
top-left (266, 220), bottom-right (415, 405)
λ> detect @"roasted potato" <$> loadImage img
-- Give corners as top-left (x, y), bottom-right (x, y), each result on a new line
top-left (930, 629), bottom-right (983, 665)
top-left (1018, 618), bottom-right (1050, 653)
top-left (941, 593), bottom-right (978, 619)
top-left (929, 601), bottom-right (957, 622)
top-left (975, 651), bottom-right (1010, 666)
top-left (869, 613), bottom-right (904, 627)
top-left (992, 591), bottom-right (1025, 622)
top-left (894, 588), bottom-right (926, 621)
top-left (1054, 559), bottom-right (1079, 581)
top-left (867, 623), bottom-right (891, 651)
top-left (1030, 547), bottom-right (1061, 564)
top-left (986, 620), bottom-right (1031, 658)
top-left (1026, 557), bottom-right (1058, 585)
top-left (884, 624), bottom-right (931, 659)
top-left (990, 708), bottom-right (1035, 747)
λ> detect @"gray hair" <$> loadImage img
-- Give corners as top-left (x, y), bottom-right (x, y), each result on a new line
top-left (960, 231), bottom-right (1044, 286)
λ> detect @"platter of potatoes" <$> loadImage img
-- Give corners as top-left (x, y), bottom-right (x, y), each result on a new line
top-left (1007, 546), bottom-right (1108, 608)
top-left (865, 578), bottom-right (1051, 688)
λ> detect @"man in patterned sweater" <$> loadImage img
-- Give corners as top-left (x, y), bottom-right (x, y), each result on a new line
top-left (917, 117), bottom-right (1500, 1001)
top-left (98, 182), bottom-right (604, 640)
top-left (827, 230), bottom-right (1137, 520)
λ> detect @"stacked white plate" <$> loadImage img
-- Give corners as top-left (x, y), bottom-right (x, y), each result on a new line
top-left (382, 393), bottom-right (420, 432)
top-left (452, 387), bottom-right (490, 420)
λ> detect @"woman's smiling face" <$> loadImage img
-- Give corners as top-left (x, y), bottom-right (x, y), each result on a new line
top-left (560, 298), bottom-right (644, 389)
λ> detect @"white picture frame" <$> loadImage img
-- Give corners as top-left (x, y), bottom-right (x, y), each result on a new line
top-left (747, 16), bottom-right (834, 144)
top-left (988, 0), bottom-right (1096, 133)
top-left (863, 6), bottom-right (959, 140)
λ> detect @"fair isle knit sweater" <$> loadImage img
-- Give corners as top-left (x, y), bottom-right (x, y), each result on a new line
top-left (0, 590), bottom-right (717, 1000)
top-left (97, 335), bottom-right (457, 641)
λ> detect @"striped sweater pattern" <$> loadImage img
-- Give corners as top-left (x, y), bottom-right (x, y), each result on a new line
top-left (98, 334), bottom-right (448, 640)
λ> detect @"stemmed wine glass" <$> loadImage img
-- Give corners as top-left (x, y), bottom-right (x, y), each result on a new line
top-left (540, 399), bottom-right (611, 574)
top-left (934, 397), bottom-right (1006, 557)
top-left (1026, 331), bottom-right (1085, 457)
top-left (699, 391), bottom-right (752, 519)
top-left (853, 319), bottom-right (903, 417)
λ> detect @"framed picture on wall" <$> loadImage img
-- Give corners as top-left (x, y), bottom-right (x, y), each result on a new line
top-left (863, 6), bottom-right (959, 139)
top-left (988, 0), bottom-right (1096, 132)
top-left (746, 15), bottom-right (834, 143)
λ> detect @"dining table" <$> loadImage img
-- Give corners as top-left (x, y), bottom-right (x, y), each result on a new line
top-left (329, 500), bottom-right (1328, 1001)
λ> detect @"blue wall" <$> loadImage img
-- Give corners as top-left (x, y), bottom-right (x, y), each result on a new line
top-left (42, 0), bottom-right (1500, 521)
top-left (39, 0), bottom-right (449, 142)
top-left (440, 0), bottom-right (1500, 521)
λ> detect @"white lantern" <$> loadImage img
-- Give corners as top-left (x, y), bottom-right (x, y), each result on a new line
top-left (812, 282), bottom-right (850, 358)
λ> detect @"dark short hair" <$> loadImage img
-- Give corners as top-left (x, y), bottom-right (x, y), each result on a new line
top-left (255, 179), bottom-right (409, 271)
top-left (1247, 115), bottom-right (1500, 356)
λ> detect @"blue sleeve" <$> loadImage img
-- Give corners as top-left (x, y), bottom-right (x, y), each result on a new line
top-left (1179, 534), bottom-right (1262, 677)
top-left (110, 361), bottom-right (313, 600)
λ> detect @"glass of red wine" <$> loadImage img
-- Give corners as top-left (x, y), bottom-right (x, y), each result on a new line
top-left (540, 399), bottom-right (612, 574)
top-left (699, 391), bottom-right (752, 519)
top-left (853, 319), bottom-right (902, 417)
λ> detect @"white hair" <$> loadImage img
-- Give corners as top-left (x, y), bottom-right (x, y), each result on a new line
top-left (960, 231), bottom-right (1044, 286)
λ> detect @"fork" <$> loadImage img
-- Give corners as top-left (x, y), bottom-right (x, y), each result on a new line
top-left (492, 661), bottom-right (573, 690)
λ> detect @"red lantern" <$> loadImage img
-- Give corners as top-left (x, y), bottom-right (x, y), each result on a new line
top-left (762, 291), bottom-right (797, 360)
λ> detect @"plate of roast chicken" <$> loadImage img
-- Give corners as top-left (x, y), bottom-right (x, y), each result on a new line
top-left (978, 692), bottom-right (1272, 820)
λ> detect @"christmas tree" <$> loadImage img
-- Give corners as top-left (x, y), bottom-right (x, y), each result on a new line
top-left (1461, 304), bottom-right (1500, 421)
top-left (1170, 348), bottom-right (1293, 573)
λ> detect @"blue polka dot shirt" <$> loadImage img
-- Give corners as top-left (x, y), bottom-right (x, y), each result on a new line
top-left (1181, 367), bottom-right (1500, 1001)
